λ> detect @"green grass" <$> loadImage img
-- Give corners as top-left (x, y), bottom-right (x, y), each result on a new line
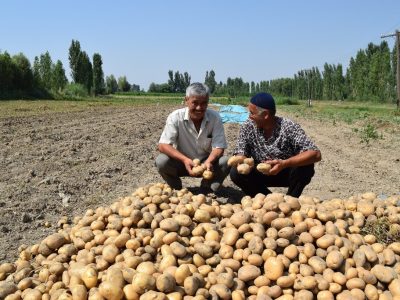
top-left (360, 217), bottom-right (400, 245)
top-left (279, 99), bottom-right (400, 143)
top-left (280, 100), bottom-right (400, 124)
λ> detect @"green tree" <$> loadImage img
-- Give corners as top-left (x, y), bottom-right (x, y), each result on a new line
top-left (52, 60), bottom-right (68, 91)
top-left (32, 56), bottom-right (41, 88)
top-left (148, 82), bottom-right (171, 93)
top-left (69, 40), bottom-right (81, 83)
top-left (131, 84), bottom-right (140, 92)
top-left (0, 52), bottom-right (15, 94)
top-left (205, 70), bottom-right (217, 93)
top-left (12, 53), bottom-right (34, 92)
top-left (92, 53), bottom-right (104, 95)
top-left (39, 51), bottom-right (53, 90)
top-left (168, 70), bottom-right (175, 92)
top-left (105, 75), bottom-right (118, 94)
top-left (79, 51), bottom-right (93, 93)
top-left (183, 72), bottom-right (191, 90)
top-left (118, 76), bottom-right (130, 92)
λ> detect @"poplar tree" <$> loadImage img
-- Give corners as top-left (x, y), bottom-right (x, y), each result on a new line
top-left (52, 60), bottom-right (68, 92)
top-left (92, 53), bottom-right (104, 95)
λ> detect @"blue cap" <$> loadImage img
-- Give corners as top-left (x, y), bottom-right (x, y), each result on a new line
top-left (250, 93), bottom-right (276, 112)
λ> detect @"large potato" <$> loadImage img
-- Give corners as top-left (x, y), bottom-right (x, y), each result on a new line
top-left (257, 163), bottom-right (271, 175)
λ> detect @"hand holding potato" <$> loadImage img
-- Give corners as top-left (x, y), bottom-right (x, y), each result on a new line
top-left (265, 159), bottom-right (286, 175)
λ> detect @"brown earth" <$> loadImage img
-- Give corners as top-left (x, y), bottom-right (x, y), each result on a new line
top-left (1, 103), bottom-right (399, 263)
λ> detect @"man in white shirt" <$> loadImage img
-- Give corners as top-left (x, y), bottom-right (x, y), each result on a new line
top-left (156, 82), bottom-right (229, 192)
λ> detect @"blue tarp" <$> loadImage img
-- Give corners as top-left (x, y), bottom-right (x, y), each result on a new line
top-left (211, 104), bottom-right (249, 124)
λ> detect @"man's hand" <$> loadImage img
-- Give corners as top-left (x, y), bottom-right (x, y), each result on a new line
top-left (264, 159), bottom-right (286, 175)
top-left (183, 158), bottom-right (195, 176)
top-left (202, 160), bottom-right (214, 172)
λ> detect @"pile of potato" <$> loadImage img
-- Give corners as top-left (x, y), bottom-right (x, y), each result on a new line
top-left (1, 183), bottom-right (400, 300)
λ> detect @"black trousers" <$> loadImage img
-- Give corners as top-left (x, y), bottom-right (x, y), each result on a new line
top-left (230, 164), bottom-right (315, 198)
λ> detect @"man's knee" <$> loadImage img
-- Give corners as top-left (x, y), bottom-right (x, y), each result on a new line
top-left (292, 164), bottom-right (315, 184)
top-left (216, 156), bottom-right (230, 173)
top-left (155, 153), bottom-right (171, 172)
top-left (229, 166), bottom-right (242, 184)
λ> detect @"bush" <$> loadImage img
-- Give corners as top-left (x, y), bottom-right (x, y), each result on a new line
top-left (61, 83), bottom-right (88, 99)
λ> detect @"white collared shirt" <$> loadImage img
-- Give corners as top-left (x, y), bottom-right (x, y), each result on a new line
top-left (159, 107), bottom-right (227, 160)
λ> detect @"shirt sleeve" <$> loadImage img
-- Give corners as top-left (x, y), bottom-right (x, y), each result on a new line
top-left (211, 113), bottom-right (228, 149)
top-left (290, 122), bottom-right (319, 153)
top-left (234, 122), bottom-right (251, 157)
top-left (159, 113), bottom-right (178, 145)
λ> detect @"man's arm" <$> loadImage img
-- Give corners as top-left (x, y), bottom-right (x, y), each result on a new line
top-left (158, 143), bottom-right (195, 176)
top-left (203, 148), bottom-right (224, 171)
top-left (265, 150), bottom-right (321, 175)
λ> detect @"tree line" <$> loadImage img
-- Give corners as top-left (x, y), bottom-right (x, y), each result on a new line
top-left (0, 40), bottom-right (139, 99)
top-left (149, 41), bottom-right (396, 103)
top-left (0, 40), bottom-right (397, 102)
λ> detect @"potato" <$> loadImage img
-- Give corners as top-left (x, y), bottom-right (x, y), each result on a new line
top-left (192, 165), bottom-right (205, 177)
top-left (70, 285), bottom-right (87, 300)
top-left (264, 257), bottom-right (284, 280)
top-left (156, 273), bottom-right (176, 293)
top-left (308, 256), bottom-right (327, 274)
top-left (237, 163), bottom-right (251, 175)
top-left (45, 233), bottom-right (67, 250)
top-left (101, 244), bottom-right (119, 263)
top-left (193, 158), bottom-right (201, 167)
top-left (227, 156), bottom-right (245, 167)
top-left (209, 284), bottom-right (231, 300)
top-left (325, 250), bottom-right (344, 269)
top-left (277, 276), bottom-right (294, 288)
top-left (123, 285), bottom-right (139, 300)
top-left (371, 264), bottom-right (396, 283)
top-left (202, 170), bottom-right (213, 180)
top-left (22, 289), bottom-right (42, 300)
top-left (238, 265), bottom-right (261, 282)
top-left (256, 163), bottom-right (271, 175)
top-left (364, 284), bottom-right (378, 300)
top-left (81, 266), bottom-right (98, 289)
top-left (0, 282), bottom-right (18, 299)
top-left (99, 281), bottom-right (124, 300)
top-left (243, 157), bottom-right (255, 167)
top-left (230, 211), bottom-right (251, 228)
top-left (131, 273), bottom-right (156, 293)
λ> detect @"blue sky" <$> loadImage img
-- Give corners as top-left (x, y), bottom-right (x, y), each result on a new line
top-left (1, 1), bottom-right (400, 90)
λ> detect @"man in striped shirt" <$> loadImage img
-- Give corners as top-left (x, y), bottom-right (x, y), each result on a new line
top-left (230, 92), bottom-right (321, 197)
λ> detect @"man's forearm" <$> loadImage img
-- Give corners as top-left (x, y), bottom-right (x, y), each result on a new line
top-left (158, 143), bottom-right (189, 163)
top-left (205, 148), bottom-right (224, 164)
top-left (283, 150), bottom-right (321, 168)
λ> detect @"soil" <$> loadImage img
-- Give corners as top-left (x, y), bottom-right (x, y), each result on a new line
top-left (1, 103), bottom-right (399, 263)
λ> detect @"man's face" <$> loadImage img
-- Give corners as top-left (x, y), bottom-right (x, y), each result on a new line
top-left (185, 95), bottom-right (209, 122)
top-left (248, 103), bottom-right (267, 128)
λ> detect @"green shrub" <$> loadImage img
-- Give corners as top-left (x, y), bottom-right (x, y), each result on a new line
top-left (360, 124), bottom-right (381, 144)
top-left (61, 83), bottom-right (88, 99)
